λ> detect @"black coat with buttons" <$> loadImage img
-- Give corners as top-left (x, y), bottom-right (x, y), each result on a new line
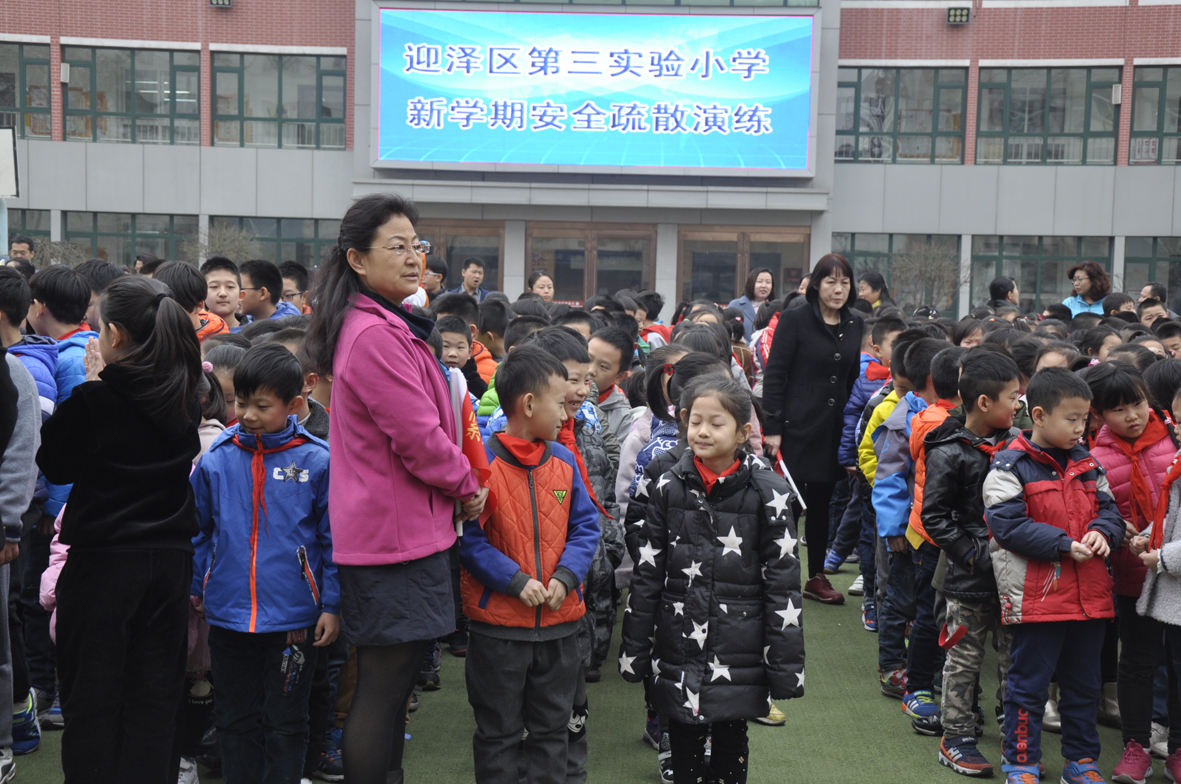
top-left (620, 450), bottom-right (805, 724)
top-left (761, 299), bottom-right (863, 484)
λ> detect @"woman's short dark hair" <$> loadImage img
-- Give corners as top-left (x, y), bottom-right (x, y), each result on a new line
top-left (742, 267), bottom-right (776, 302)
top-left (305, 193), bottom-right (420, 375)
top-left (1066, 260), bottom-right (1112, 301)
top-left (806, 254), bottom-right (854, 307)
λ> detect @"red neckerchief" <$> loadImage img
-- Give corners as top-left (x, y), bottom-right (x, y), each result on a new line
top-left (866, 360), bottom-right (891, 382)
top-left (597, 385), bottom-right (619, 405)
top-left (496, 433), bottom-right (546, 467)
top-left (1152, 450), bottom-right (1181, 551)
top-left (1110, 411), bottom-right (1171, 528)
top-left (58, 327), bottom-right (86, 341)
top-left (694, 456), bottom-right (741, 495)
top-left (556, 419), bottom-right (612, 519)
top-left (973, 441), bottom-right (1006, 458)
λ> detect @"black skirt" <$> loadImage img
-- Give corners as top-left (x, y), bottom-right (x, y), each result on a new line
top-left (338, 549), bottom-right (454, 646)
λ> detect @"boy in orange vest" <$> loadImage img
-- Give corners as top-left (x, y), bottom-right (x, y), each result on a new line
top-left (459, 344), bottom-right (601, 784)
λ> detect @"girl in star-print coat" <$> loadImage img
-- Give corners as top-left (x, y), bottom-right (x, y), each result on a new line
top-left (620, 375), bottom-right (805, 784)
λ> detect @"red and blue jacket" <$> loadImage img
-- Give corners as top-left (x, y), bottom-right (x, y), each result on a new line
top-left (191, 417), bottom-right (337, 633)
top-left (983, 433), bottom-right (1124, 625)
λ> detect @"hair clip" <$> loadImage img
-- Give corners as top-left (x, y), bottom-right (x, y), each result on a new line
top-left (202, 361), bottom-right (214, 373)
top-left (662, 363), bottom-right (675, 377)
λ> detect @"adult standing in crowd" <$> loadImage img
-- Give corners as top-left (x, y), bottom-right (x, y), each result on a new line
top-left (729, 267), bottom-right (775, 342)
top-left (305, 194), bottom-right (487, 784)
top-left (527, 271), bottom-right (555, 302)
top-left (856, 270), bottom-right (895, 312)
top-left (1062, 260), bottom-right (1111, 316)
top-left (761, 253), bottom-right (863, 605)
top-left (449, 258), bottom-right (491, 302)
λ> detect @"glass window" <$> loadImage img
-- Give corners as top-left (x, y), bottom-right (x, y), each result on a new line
top-left (0, 43), bottom-right (51, 139)
top-left (527, 227), bottom-right (653, 302)
top-left (841, 234), bottom-right (962, 316)
top-left (977, 68), bottom-right (1119, 165)
top-left (63, 213), bottom-right (198, 267)
top-left (1130, 66), bottom-right (1181, 164)
top-left (679, 230), bottom-right (810, 304)
top-left (212, 217), bottom-right (354, 269)
top-left (531, 236), bottom-right (587, 303)
top-left (836, 68), bottom-right (966, 164)
top-left (61, 48), bottom-right (200, 144)
top-left (214, 53), bottom-right (346, 149)
top-left (682, 239), bottom-right (738, 303)
top-left (971, 236), bottom-right (1112, 312)
top-left (1125, 238), bottom-right (1181, 313)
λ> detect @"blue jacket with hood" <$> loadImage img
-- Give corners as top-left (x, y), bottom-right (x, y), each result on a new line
top-left (871, 392), bottom-right (928, 538)
top-left (191, 417), bottom-right (338, 634)
top-left (839, 353), bottom-right (889, 468)
top-left (7, 336), bottom-right (58, 504)
top-left (44, 330), bottom-right (99, 516)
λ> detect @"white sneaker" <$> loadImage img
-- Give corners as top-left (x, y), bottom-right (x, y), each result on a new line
top-left (0, 748), bottom-right (14, 784)
top-left (178, 756), bottom-right (198, 784)
top-left (849, 575), bottom-right (865, 596)
top-left (1152, 722), bottom-right (1169, 759)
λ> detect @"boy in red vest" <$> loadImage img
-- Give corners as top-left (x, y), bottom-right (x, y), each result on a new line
top-left (459, 344), bottom-right (601, 784)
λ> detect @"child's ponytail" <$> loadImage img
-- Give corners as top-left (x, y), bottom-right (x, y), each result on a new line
top-left (100, 277), bottom-right (201, 428)
top-left (649, 351), bottom-right (730, 423)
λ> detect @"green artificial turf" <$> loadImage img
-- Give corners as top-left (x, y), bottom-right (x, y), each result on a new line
top-left (15, 546), bottom-right (1130, 782)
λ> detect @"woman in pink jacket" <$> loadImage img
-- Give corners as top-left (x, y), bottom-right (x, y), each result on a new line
top-left (1085, 361), bottom-right (1179, 780)
top-left (305, 194), bottom-right (486, 784)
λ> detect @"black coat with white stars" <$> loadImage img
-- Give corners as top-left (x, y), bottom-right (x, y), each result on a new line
top-left (620, 448), bottom-right (805, 724)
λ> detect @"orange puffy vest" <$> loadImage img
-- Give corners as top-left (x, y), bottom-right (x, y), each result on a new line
top-left (461, 437), bottom-right (586, 629)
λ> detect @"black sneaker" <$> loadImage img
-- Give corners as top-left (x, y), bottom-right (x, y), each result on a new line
top-left (421, 670), bottom-right (441, 692)
top-left (409, 692), bottom-right (420, 713)
top-left (585, 669), bottom-right (601, 683)
top-left (911, 712), bottom-right (944, 736)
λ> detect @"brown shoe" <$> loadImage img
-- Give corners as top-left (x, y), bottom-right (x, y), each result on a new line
top-left (803, 574), bottom-right (845, 605)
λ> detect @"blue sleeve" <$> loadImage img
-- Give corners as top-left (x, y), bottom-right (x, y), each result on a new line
top-left (190, 460), bottom-right (216, 598)
top-left (872, 427), bottom-right (913, 538)
top-left (459, 518), bottom-right (527, 594)
top-left (555, 456), bottom-right (602, 586)
top-left (44, 355), bottom-right (88, 517)
top-left (313, 457), bottom-right (338, 615)
top-left (983, 467), bottom-right (1072, 561)
top-left (839, 375), bottom-right (869, 467)
top-left (1090, 475), bottom-right (1128, 549)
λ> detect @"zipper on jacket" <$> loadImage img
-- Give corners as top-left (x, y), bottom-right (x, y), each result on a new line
top-left (203, 543), bottom-right (216, 594)
top-left (529, 468), bottom-right (543, 629)
top-left (297, 546), bottom-right (320, 605)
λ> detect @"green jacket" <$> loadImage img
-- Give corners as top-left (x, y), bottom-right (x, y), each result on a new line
top-left (477, 368), bottom-right (499, 417)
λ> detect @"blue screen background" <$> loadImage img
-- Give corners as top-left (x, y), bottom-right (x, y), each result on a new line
top-left (377, 9), bottom-right (814, 171)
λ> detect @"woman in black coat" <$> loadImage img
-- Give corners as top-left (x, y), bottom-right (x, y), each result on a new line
top-left (761, 253), bottom-right (863, 604)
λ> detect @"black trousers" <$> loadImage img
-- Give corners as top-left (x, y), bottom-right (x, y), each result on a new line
top-left (804, 482), bottom-right (836, 578)
top-left (668, 719), bottom-right (748, 784)
top-left (1117, 595), bottom-right (1181, 749)
top-left (8, 541), bottom-right (28, 699)
top-left (56, 548), bottom-right (191, 784)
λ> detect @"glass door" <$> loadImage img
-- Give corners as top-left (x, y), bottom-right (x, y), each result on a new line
top-left (679, 228), bottom-right (811, 304)
top-left (529, 231), bottom-right (587, 303)
top-left (526, 224), bottom-right (657, 303)
top-left (416, 222), bottom-right (504, 292)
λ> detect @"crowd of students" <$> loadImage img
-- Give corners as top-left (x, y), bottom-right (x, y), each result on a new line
top-left (10, 210), bottom-right (1181, 784)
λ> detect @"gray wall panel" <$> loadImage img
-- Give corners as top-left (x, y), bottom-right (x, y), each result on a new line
top-left (995, 168), bottom-right (1056, 236)
top-left (200, 147), bottom-right (257, 217)
top-left (883, 166), bottom-right (941, 234)
top-left (27, 141), bottom-right (87, 212)
top-left (1112, 167), bottom-right (1175, 236)
top-left (86, 144), bottom-right (144, 214)
top-left (143, 145), bottom-right (201, 216)
top-left (312, 151), bottom-right (355, 218)
top-left (256, 149), bottom-right (314, 218)
top-left (1052, 167), bottom-right (1113, 237)
top-left (830, 164), bottom-right (884, 233)
top-left (938, 166), bottom-right (998, 235)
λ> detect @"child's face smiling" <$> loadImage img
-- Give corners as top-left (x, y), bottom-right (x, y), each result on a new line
top-left (587, 338), bottom-right (624, 399)
top-left (522, 374), bottom-right (568, 442)
top-left (685, 394), bottom-right (749, 472)
top-left (562, 360), bottom-right (592, 419)
top-left (235, 388), bottom-right (301, 435)
top-left (440, 331), bottom-right (472, 370)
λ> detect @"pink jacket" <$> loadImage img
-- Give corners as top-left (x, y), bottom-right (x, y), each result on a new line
top-left (328, 294), bottom-right (480, 566)
top-left (40, 510), bottom-right (68, 641)
top-left (1091, 424), bottom-right (1177, 597)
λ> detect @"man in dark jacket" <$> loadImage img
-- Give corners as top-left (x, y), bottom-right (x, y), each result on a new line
top-left (921, 350), bottom-right (1022, 778)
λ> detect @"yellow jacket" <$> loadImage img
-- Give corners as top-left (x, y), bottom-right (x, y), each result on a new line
top-left (857, 390), bottom-right (900, 486)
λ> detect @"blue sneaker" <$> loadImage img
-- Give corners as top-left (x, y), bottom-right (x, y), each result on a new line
top-left (902, 690), bottom-right (942, 736)
top-left (822, 550), bottom-right (844, 574)
top-left (862, 603), bottom-right (878, 632)
top-left (1060, 758), bottom-right (1104, 784)
top-left (12, 689), bottom-right (40, 755)
top-left (42, 694), bottom-right (63, 731)
top-left (1002, 763), bottom-right (1041, 784)
top-left (313, 726), bottom-right (343, 782)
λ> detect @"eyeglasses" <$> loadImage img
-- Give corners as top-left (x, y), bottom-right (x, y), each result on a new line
top-left (240, 287), bottom-right (262, 291)
top-left (282, 291), bottom-right (306, 302)
top-left (367, 240), bottom-right (431, 256)
top-left (1071, 276), bottom-right (1090, 283)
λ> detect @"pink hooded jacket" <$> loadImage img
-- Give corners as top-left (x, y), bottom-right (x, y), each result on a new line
top-left (328, 294), bottom-right (480, 566)
top-left (1091, 423), bottom-right (1177, 597)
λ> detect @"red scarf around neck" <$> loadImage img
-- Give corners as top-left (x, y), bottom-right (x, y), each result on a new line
top-left (1152, 450), bottom-right (1181, 552)
top-left (693, 456), bottom-right (741, 495)
top-left (556, 419), bottom-right (612, 519)
top-left (1111, 411), bottom-right (1170, 530)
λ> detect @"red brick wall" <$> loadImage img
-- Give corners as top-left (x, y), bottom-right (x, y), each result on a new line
top-left (0, 0), bottom-right (354, 148)
top-left (839, 2), bottom-right (1181, 165)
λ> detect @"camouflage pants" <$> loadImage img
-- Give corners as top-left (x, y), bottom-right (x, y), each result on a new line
top-left (941, 596), bottom-right (1012, 739)
top-left (586, 539), bottom-right (616, 670)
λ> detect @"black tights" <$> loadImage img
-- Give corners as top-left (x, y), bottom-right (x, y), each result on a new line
top-left (804, 482), bottom-right (836, 578)
top-left (342, 640), bottom-right (430, 784)
top-left (668, 719), bottom-right (748, 784)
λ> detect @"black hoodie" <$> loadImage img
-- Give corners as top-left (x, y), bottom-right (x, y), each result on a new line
top-left (36, 364), bottom-right (200, 551)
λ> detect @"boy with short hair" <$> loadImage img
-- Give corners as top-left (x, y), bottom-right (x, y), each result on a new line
top-left (238, 260), bottom-right (301, 329)
top-left (437, 316), bottom-right (481, 414)
top-left (278, 261), bottom-right (310, 314)
top-left (872, 337), bottom-right (950, 731)
top-left (460, 344), bottom-right (600, 784)
top-left (1154, 319), bottom-right (1181, 357)
top-left (906, 345), bottom-right (968, 550)
top-left (587, 327), bottom-right (635, 444)
top-left (73, 258), bottom-right (126, 329)
top-left (1139, 298), bottom-right (1170, 329)
top-left (263, 329), bottom-right (328, 442)
top-left (984, 367), bottom-right (1125, 784)
top-left (191, 342), bottom-right (338, 784)
top-left (477, 299), bottom-right (511, 361)
top-left (923, 350), bottom-right (1023, 777)
top-left (433, 293), bottom-right (496, 387)
top-left (201, 257), bottom-right (244, 331)
top-left (477, 316), bottom-right (550, 420)
top-left (154, 261), bottom-right (230, 342)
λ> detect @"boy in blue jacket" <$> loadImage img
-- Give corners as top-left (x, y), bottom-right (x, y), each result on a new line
top-left (191, 343), bottom-right (338, 784)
